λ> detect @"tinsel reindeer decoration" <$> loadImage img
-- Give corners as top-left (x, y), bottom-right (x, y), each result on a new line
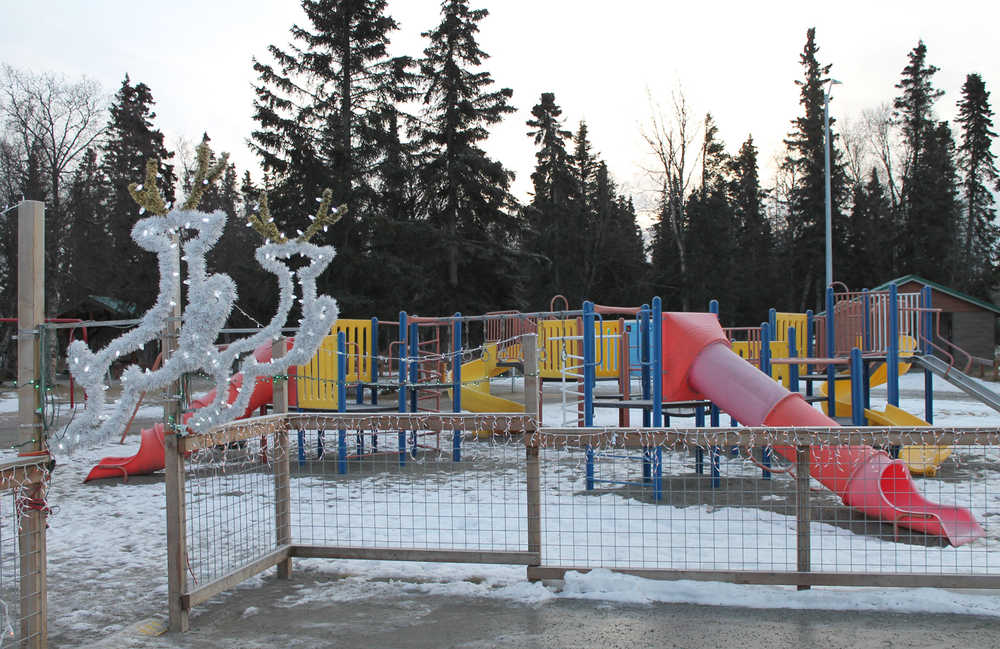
top-left (62, 142), bottom-right (343, 449)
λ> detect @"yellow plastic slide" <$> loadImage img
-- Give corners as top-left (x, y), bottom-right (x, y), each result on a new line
top-left (446, 343), bottom-right (524, 413)
top-left (864, 404), bottom-right (952, 476)
top-left (818, 336), bottom-right (949, 475)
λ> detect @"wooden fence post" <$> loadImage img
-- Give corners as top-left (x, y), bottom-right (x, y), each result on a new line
top-left (523, 334), bottom-right (542, 579)
top-left (17, 200), bottom-right (47, 649)
top-left (796, 444), bottom-right (811, 591)
top-left (272, 338), bottom-right (292, 578)
top-left (165, 434), bottom-right (189, 632)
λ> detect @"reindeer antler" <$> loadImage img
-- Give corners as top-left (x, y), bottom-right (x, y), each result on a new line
top-left (245, 188), bottom-right (346, 244)
top-left (128, 160), bottom-right (168, 216)
top-left (183, 140), bottom-right (229, 210)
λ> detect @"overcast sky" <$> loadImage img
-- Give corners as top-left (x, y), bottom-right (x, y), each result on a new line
top-left (2, 1), bottom-right (998, 216)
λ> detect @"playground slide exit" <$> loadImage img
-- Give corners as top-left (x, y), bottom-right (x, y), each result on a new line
top-left (84, 342), bottom-right (280, 482)
top-left (446, 342), bottom-right (524, 414)
top-left (662, 312), bottom-right (983, 547)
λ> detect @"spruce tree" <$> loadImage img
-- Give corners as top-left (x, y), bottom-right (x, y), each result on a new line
top-left (417, 0), bottom-right (522, 313)
top-left (781, 28), bottom-right (847, 308)
top-left (729, 135), bottom-right (773, 324)
top-left (843, 169), bottom-right (893, 290)
top-left (523, 92), bottom-right (578, 307)
top-left (100, 75), bottom-right (176, 311)
top-left (954, 73), bottom-right (999, 294)
top-left (892, 41), bottom-right (959, 283)
top-left (62, 148), bottom-right (110, 310)
top-left (250, 0), bottom-right (415, 315)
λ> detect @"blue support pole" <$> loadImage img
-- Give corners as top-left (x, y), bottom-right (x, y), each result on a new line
top-left (652, 297), bottom-right (663, 427)
top-left (583, 300), bottom-right (595, 427)
top-left (888, 284), bottom-right (900, 407)
top-left (768, 307), bottom-right (777, 336)
top-left (709, 299), bottom-right (719, 316)
top-left (826, 287), bottom-right (836, 417)
top-left (370, 317), bottom-right (379, 405)
top-left (789, 326), bottom-right (799, 394)
top-left (409, 322), bottom-right (419, 415)
top-left (297, 429), bottom-right (305, 467)
top-left (318, 429), bottom-right (325, 459)
top-left (710, 404), bottom-right (720, 427)
top-left (452, 312), bottom-right (462, 462)
top-left (711, 446), bottom-right (721, 489)
top-left (397, 311), bottom-right (407, 467)
top-left (653, 447), bottom-right (663, 502)
top-left (760, 322), bottom-right (772, 377)
top-left (338, 331), bottom-right (347, 474)
top-left (695, 406), bottom-right (705, 475)
top-left (850, 347), bottom-right (864, 426)
top-left (640, 304), bottom-right (651, 427)
top-left (805, 309), bottom-right (814, 397)
top-left (585, 445), bottom-right (594, 490)
top-left (642, 447), bottom-right (652, 484)
top-left (762, 446), bottom-right (772, 480)
top-left (922, 286), bottom-right (934, 424)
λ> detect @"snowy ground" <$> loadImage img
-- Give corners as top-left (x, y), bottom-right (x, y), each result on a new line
top-left (2, 372), bottom-right (1000, 647)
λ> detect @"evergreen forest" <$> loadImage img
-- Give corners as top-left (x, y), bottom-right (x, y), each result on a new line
top-left (2, 2), bottom-right (998, 346)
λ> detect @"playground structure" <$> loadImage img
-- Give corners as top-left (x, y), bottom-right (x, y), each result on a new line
top-left (79, 283), bottom-right (1000, 547)
top-left (10, 199), bottom-right (1000, 640)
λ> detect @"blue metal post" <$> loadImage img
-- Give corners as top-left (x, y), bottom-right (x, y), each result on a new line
top-left (850, 347), bottom-right (864, 426)
top-left (709, 299), bottom-right (719, 316)
top-left (297, 429), bottom-right (305, 467)
top-left (583, 300), bottom-right (595, 427)
top-left (652, 297), bottom-right (663, 427)
top-left (370, 317), bottom-right (379, 405)
top-left (762, 446), bottom-right (772, 480)
top-left (585, 445), bottom-right (594, 490)
top-left (338, 331), bottom-right (347, 474)
top-left (318, 429), bottom-right (325, 459)
top-left (710, 404), bottom-right (720, 427)
top-left (888, 284), bottom-right (900, 407)
top-left (760, 322), bottom-right (772, 377)
top-left (768, 307), bottom-right (777, 336)
top-left (695, 406), bottom-right (705, 475)
top-left (409, 322), bottom-right (419, 416)
top-left (825, 287), bottom-right (836, 417)
top-left (789, 326), bottom-right (799, 394)
top-left (642, 447), bottom-right (651, 484)
top-left (922, 286), bottom-right (934, 423)
top-left (653, 447), bottom-right (663, 501)
top-left (397, 311), bottom-right (407, 467)
top-left (805, 309), bottom-right (814, 397)
top-left (452, 313), bottom-right (462, 462)
top-left (711, 446), bottom-right (721, 489)
top-left (640, 304), bottom-right (651, 427)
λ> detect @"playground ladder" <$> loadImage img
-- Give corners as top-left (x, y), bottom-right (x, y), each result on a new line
top-left (551, 333), bottom-right (585, 426)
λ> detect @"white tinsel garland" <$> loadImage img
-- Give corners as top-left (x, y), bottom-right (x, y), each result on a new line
top-left (61, 206), bottom-right (339, 450)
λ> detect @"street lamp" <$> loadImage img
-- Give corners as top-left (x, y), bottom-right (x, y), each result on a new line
top-left (824, 79), bottom-right (842, 290)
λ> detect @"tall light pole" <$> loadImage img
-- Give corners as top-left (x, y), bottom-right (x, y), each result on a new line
top-left (824, 79), bottom-right (841, 289)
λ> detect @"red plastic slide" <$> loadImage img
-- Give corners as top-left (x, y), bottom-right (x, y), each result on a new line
top-left (84, 342), bottom-right (281, 482)
top-left (662, 312), bottom-right (984, 547)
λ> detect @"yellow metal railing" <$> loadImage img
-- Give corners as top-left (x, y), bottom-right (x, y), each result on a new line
top-left (295, 319), bottom-right (374, 410)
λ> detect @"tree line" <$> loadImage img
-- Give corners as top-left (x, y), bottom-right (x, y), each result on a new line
top-left (1, 3), bottom-right (997, 346)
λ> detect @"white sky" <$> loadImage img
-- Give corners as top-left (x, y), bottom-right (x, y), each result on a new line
top-left (2, 0), bottom-right (998, 215)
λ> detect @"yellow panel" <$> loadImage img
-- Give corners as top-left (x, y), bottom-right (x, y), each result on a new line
top-left (296, 334), bottom-right (339, 409)
top-left (731, 340), bottom-right (790, 387)
top-left (538, 319), bottom-right (579, 379)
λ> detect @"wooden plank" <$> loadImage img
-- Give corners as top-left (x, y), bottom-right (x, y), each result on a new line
top-left (532, 426), bottom-right (1000, 448)
top-left (523, 334), bottom-right (542, 575)
top-left (17, 201), bottom-right (47, 649)
top-left (271, 339), bottom-right (292, 580)
top-left (796, 444), bottom-right (811, 591)
top-left (525, 566), bottom-right (1000, 589)
top-left (180, 412), bottom-right (538, 452)
top-left (0, 459), bottom-right (48, 491)
top-left (164, 434), bottom-right (188, 632)
top-left (182, 546), bottom-right (292, 609)
top-left (291, 546), bottom-right (540, 565)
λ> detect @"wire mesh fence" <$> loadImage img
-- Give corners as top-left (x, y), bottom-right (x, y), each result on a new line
top-left (0, 457), bottom-right (52, 649)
